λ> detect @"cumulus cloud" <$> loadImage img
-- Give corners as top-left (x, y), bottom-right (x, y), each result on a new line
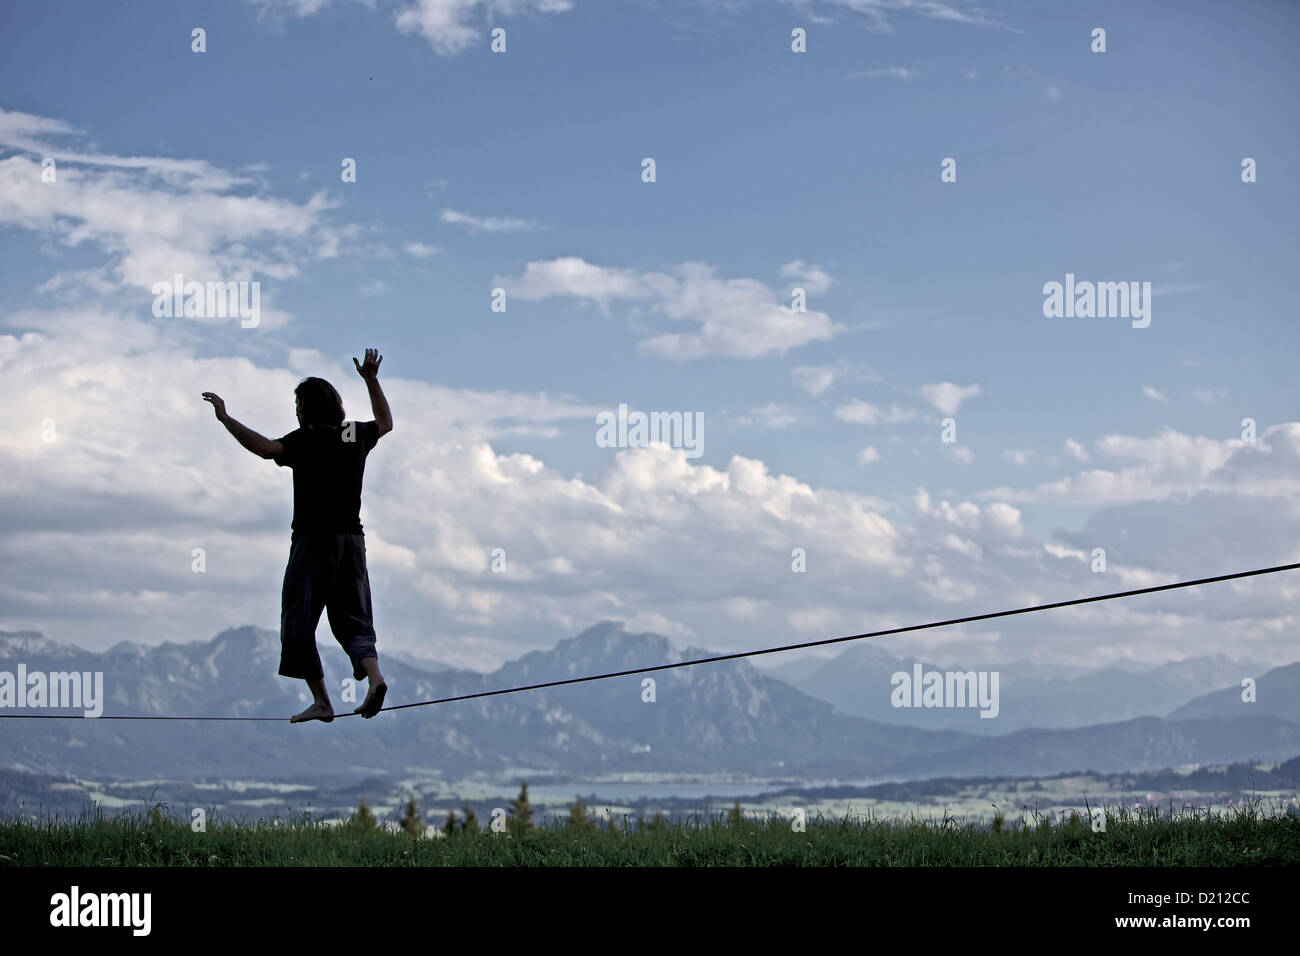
top-left (919, 381), bottom-right (981, 416)
top-left (982, 427), bottom-right (1300, 506)
top-left (0, 309), bottom-right (918, 664)
top-left (1141, 385), bottom-right (1166, 401)
top-left (4, 306), bottom-right (1297, 669)
top-left (496, 256), bottom-right (647, 310)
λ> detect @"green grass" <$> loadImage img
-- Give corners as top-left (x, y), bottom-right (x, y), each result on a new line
top-left (2, 801), bottom-right (1297, 866)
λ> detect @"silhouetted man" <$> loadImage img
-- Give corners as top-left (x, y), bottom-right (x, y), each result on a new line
top-left (202, 348), bottom-right (392, 722)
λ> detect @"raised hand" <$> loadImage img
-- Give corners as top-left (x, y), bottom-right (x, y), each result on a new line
top-left (353, 347), bottom-right (383, 380)
top-left (201, 392), bottom-right (228, 421)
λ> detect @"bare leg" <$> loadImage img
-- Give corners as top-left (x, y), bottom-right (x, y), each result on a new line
top-left (355, 657), bottom-right (387, 718)
top-left (291, 677), bottom-right (334, 723)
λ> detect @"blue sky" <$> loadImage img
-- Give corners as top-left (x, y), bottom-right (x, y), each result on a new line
top-left (1, 0), bottom-right (1297, 673)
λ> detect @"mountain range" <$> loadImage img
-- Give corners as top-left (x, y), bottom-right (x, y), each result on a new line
top-left (0, 623), bottom-right (1295, 784)
top-left (776, 641), bottom-right (1270, 734)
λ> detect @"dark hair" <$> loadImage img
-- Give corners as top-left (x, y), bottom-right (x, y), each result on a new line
top-left (295, 377), bottom-right (345, 427)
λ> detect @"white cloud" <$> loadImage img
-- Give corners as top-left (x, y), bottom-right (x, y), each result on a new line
top-left (808, 0), bottom-right (1014, 32)
top-left (983, 427), bottom-right (1300, 506)
top-left (405, 241), bottom-right (442, 258)
top-left (496, 257), bottom-right (647, 310)
top-left (734, 403), bottom-right (800, 429)
top-left (440, 208), bottom-right (539, 233)
top-left (1141, 386), bottom-right (1166, 401)
top-left (252, 0), bottom-right (575, 56)
top-left (779, 260), bottom-right (834, 294)
top-left (984, 502), bottom-right (1022, 537)
top-left (919, 381), bottom-right (981, 416)
top-left (791, 361), bottom-right (877, 396)
top-left (834, 400), bottom-right (915, 425)
top-left (1063, 438), bottom-right (1089, 462)
top-left (495, 257), bottom-right (842, 360)
top-left (0, 108), bottom-right (344, 324)
top-left (792, 365), bottom-right (839, 397)
top-left (259, 0), bottom-right (1013, 54)
top-left (250, 0), bottom-right (334, 17)
top-left (947, 445), bottom-right (974, 464)
top-left (0, 109), bottom-right (255, 191)
top-left (4, 307), bottom-right (1297, 668)
top-left (396, 0), bottom-right (575, 56)
top-left (1004, 449), bottom-right (1035, 466)
top-left (858, 445), bottom-right (880, 465)
top-left (1194, 388), bottom-right (1229, 404)
top-left (847, 66), bottom-right (919, 79)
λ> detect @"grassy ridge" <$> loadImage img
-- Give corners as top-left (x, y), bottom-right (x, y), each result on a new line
top-left (2, 803), bottom-right (1298, 866)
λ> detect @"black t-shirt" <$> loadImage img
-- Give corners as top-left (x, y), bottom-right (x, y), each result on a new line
top-left (274, 420), bottom-right (381, 535)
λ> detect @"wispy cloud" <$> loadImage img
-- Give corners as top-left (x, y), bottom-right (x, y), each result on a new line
top-left (733, 403), bottom-right (800, 428)
top-left (404, 241), bottom-right (443, 258)
top-left (780, 260), bottom-right (834, 294)
top-left (835, 400), bottom-right (916, 425)
top-left (0, 108), bottom-right (344, 327)
top-left (441, 208), bottom-right (540, 233)
top-left (800, 0), bottom-right (1018, 33)
top-left (252, 0), bottom-right (576, 57)
top-left (847, 66), bottom-right (920, 80)
top-left (791, 361), bottom-right (878, 396)
top-left (494, 257), bottom-right (842, 360)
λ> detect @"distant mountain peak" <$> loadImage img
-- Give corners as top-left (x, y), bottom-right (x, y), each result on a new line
top-left (573, 619), bottom-right (629, 639)
top-left (567, 620), bottom-right (670, 655)
top-left (0, 630), bottom-right (88, 658)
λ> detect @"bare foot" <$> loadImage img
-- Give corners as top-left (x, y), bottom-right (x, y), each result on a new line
top-left (291, 701), bottom-right (334, 723)
top-left (355, 681), bottom-right (387, 719)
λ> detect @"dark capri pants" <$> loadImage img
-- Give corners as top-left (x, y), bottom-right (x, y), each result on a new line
top-left (279, 532), bottom-right (378, 682)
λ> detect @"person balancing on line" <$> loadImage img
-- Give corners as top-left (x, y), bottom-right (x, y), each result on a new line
top-left (202, 348), bottom-right (392, 723)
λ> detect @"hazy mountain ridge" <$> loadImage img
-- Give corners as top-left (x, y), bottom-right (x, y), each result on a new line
top-left (0, 624), bottom-right (1294, 782)
top-left (1168, 662), bottom-right (1300, 723)
top-left (788, 641), bottom-right (1275, 733)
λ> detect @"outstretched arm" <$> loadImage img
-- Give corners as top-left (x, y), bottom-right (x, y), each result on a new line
top-left (354, 347), bottom-right (393, 436)
top-left (202, 392), bottom-right (284, 459)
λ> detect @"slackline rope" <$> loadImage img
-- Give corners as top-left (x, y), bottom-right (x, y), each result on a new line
top-left (2, 561), bottom-right (1296, 722)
